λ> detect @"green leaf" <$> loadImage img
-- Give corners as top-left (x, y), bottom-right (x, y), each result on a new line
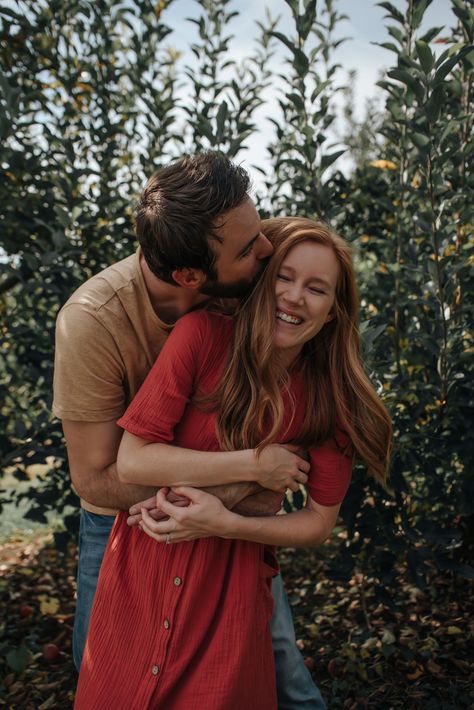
top-left (420, 26), bottom-right (444, 44)
top-left (361, 322), bottom-right (387, 355)
top-left (287, 92), bottom-right (305, 112)
top-left (387, 68), bottom-right (425, 101)
top-left (412, 0), bottom-right (430, 28)
top-left (320, 149), bottom-right (345, 171)
top-left (269, 31), bottom-right (309, 76)
top-left (425, 85), bottom-right (445, 123)
top-left (434, 46), bottom-right (473, 85)
top-left (373, 41), bottom-right (400, 54)
top-left (416, 40), bottom-right (434, 74)
top-left (377, 2), bottom-right (405, 24)
top-left (269, 30), bottom-right (297, 55)
top-left (6, 644), bottom-right (33, 672)
top-left (293, 48), bottom-right (309, 77)
top-left (411, 132), bottom-right (431, 151)
top-left (215, 100), bottom-right (228, 141)
top-left (387, 26), bottom-right (404, 45)
top-left (300, 0), bottom-right (316, 41)
top-left (226, 130), bottom-right (252, 158)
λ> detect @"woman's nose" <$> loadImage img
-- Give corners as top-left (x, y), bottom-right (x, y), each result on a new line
top-left (283, 284), bottom-right (303, 303)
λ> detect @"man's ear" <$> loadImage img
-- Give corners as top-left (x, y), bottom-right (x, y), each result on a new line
top-left (171, 267), bottom-right (207, 290)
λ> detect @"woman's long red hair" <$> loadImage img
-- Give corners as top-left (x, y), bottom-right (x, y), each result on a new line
top-left (209, 217), bottom-right (392, 484)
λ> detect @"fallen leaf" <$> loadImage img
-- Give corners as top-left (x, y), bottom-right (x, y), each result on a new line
top-left (407, 662), bottom-right (424, 680)
top-left (381, 629), bottom-right (396, 645)
top-left (38, 595), bottom-right (60, 615)
top-left (427, 659), bottom-right (442, 674)
top-left (38, 694), bottom-right (57, 709)
top-left (6, 644), bottom-right (33, 672)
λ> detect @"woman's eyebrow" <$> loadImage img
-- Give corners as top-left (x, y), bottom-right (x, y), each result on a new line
top-left (279, 265), bottom-right (331, 288)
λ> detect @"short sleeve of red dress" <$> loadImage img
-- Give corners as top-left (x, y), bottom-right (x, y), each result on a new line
top-left (307, 430), bottom-right (353, 506)
top-left (117, 310), bottom-right (224, 442)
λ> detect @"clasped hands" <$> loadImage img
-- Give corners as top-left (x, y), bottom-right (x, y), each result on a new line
top-left (132, 486), bottom-right (231, 544)
top-left (127, 443), bottom-right (310, 544)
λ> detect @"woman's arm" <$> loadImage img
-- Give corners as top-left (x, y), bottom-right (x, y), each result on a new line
top-left (115, 311), bottom-right (309, 493)
top-left (117, 434), bottom-right (310, 493)
top-left (139, 486), bottom-right (340, 547)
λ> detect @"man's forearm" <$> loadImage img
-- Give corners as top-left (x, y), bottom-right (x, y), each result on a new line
top-left (79, 468), bottom-right (269, 514)
top-left (204, 483), bottom-right (283, 516)
top-left (202, 482), bottom-right (283, 516)
top-left (74, 461), bottom-right (158, 511)
top-left (231, 489), bottom-right (285, 517)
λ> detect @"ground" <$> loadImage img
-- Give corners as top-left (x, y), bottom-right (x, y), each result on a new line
top-left (0, 532), bottom-right (472, 709)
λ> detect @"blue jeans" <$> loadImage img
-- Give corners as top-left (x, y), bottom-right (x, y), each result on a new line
top-left (72, 510), bottom-right (115, 671)
top-left (73, 510), bottom-right (326, 709)
top-left (271, 574), bottom-right (326, 709)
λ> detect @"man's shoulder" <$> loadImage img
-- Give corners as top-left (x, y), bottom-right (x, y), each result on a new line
top-left (60, 251), bottom-right (139, 317)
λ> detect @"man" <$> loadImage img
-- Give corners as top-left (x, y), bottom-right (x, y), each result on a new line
top-left (53, 152), bottom-right (326, 709)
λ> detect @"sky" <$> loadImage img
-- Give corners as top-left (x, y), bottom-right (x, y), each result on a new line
top-left (161, 0), bottom-right (457, 184)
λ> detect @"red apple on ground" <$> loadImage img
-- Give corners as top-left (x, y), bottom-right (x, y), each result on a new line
top-left (42, 643), bottom-right (60, 662)
top-left (19, 604), bottom-right (33, 618)
top-left (327, 658), bottom-right (343, 678)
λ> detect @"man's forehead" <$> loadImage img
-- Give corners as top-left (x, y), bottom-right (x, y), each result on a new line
top-left (213, 201), bottom-right (260, 245)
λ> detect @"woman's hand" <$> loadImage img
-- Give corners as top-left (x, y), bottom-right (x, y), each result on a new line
top-left (139, 487), bottom-right (235, 544)
top-left (254, 444), bottom-right (310, 492)
top-left (127, 491), bottom-right (190, 526)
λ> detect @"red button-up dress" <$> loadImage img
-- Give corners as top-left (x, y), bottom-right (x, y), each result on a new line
top-left (74, 312), bottom-right (352, 709)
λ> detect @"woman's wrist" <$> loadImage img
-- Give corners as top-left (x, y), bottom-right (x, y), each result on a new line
top-left (234, 449), bottom-right (260, 483)
top-left (220, 509), bottom-right (253, 540)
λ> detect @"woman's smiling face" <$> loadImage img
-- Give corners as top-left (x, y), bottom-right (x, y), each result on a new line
top-left (274, 240), bottom-right (339, 365)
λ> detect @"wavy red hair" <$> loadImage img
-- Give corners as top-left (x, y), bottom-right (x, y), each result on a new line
top-left (208, 217), bottom-right (392, 484)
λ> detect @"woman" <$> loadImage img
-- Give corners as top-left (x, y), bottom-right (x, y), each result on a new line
top-left (75, 218), bottom-right (391, 709)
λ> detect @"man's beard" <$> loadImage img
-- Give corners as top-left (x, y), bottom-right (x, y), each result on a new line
top-left (200, 274), bottom-right (259, 299)
top-left (200, 259), bottom-right (269, 299)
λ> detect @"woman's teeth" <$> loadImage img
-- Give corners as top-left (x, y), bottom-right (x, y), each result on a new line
top-left (276, 311), bottom-right (302, 325)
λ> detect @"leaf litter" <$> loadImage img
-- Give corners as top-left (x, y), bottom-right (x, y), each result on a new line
top-left (0, 532), bottom-right (472, 709)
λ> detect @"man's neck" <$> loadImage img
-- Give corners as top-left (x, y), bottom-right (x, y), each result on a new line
top-left (139, 253), bottom-right (210, 324)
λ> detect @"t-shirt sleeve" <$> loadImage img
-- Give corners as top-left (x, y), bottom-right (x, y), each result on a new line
top-left (52, 304), bottom-right (125, 421)
top-left (307, 431), bottom-right (353, 506)
top-left (117, 311), bottom-right (210, 442)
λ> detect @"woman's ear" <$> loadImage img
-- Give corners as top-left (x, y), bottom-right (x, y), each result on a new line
top-left (172, 268), bottom-right (207, 290)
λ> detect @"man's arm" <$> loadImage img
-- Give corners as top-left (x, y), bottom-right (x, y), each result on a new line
top-left (127, 486), bottom-right (284, 526)
top-left (62, 419), bottom-right (272, 512)
top-left (62, 420), bottom-right (157, 510)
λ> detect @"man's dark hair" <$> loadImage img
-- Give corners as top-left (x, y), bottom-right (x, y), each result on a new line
top-left (135, 152), bottom-right (251, 283)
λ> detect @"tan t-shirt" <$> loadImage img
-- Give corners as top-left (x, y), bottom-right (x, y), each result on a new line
top-left (53, 248), bottom-right (172, 514)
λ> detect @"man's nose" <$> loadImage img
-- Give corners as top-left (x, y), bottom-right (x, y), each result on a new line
top-left (255, 233), bottom-right (273, 259)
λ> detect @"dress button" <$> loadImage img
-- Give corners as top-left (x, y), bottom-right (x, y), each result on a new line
top-left (173, 577), bottom-right (182, 586)
top-left (151, 665), bottom-right (159, 675)
top-left (164, 619), bottom-right (170, 630)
